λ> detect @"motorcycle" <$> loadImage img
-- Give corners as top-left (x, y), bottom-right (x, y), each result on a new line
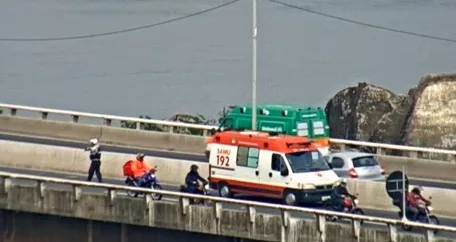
top-left (125, 171), bottom-right (162, 200)
top-left (323, 194), bottom-right (365, 223)
top-left (393, 196), bottom-right (440, 233)
top-left (179, 181), bottom-right (211, 206)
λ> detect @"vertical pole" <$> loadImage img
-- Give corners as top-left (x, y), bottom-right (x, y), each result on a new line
top-left (251, 0), bottom-right (258, 131)
top-left (402, 165), bottom-right (406, 220)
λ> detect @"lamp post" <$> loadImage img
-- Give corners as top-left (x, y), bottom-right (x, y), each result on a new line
top-left (252, 0), bottom-right (258, 130)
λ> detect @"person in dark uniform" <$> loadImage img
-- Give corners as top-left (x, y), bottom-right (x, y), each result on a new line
top-left (184, 164), bottom-right (208, 194)
top-left (84, 138), bottom-right (103, 183)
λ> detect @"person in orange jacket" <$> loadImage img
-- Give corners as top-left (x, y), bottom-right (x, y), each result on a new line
top-left (131, 153), bottom-right (157, 186)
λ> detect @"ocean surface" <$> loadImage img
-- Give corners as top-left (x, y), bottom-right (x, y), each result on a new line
top-left (1, 0), bottom-right (455, 119)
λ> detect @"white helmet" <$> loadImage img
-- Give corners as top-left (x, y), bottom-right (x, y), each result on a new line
top-left (89, 138), bottom-right (98, 145)
top-left (340, 178), bottom-right (347, 185)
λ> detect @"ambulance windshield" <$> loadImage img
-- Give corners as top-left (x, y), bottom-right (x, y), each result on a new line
top-left (285, 150), bottom-right (331, 173)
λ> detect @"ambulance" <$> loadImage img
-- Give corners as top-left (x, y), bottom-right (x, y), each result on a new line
top-left (205, 104), bottom-right (331, 159)
top-left (207, 131), bottom-right (340, 206)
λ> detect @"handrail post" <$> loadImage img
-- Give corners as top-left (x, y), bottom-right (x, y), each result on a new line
top-left (316, 214), bottom-right (326, 242)
top-left (214, 202), bottom-right (222, 220)
top-left (248, 206), bottom-right (256, 237)
top-left (104, 118), bottom-right (112, 126)
top-left (180, 196), bottom-right (190, 216)
top-left (144, 194), bottom-right (152, 211)
top-left (388, 224), bottom-right (397, 242)
top-left (73, 185), bottom-right (81, 201)
top-left (351, 218), bottom-right (361, 240)
top-left (426, 229), bottom-right (435, 242)
top-left (409, 151), bottom-right (418, 158)
top-left (281, 210), bottom-right (290, 242)
top-left (10, 108), bottom-right (17, 116)
top-left (107, 189), bottom-right (116, 206)
top-left (72, 115), bottom-right (79, 123)
top-left (213, 202), bottom-right (222, 234)
top-left (1, 177), bottom-right (11, 194)
top-left (37, 181), bottom-right (46, 198)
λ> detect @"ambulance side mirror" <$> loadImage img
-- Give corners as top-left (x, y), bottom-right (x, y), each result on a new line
top-left (280, 165), bottom-right (289, 176)
top-left (280, 168), bottom-right (289, 177)
top-left (327, 162), bottom-right (333, 169)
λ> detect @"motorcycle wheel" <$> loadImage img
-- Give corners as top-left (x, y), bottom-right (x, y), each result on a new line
top-left (428, 215), bottom-right (440, 234)
top-left (151, 184), bottom-right (163, 200)
top-left (351, 208), bottom-right (365, 225)
top-left (322, 203), bottom-right (337, 222)
top-left (202, 191), bottom-right (213, 206)
top-left (401, 223), bottom-right (412, 231)
top-left (126, 180), bottom-right (139, 197)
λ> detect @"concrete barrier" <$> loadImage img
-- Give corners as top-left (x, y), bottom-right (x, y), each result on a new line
top-left (3, 115), bottom-right (456, 183)
top-left (0, 116), bottom-right (207, 154)
top-left (0, 139), bottom-right (455, 218)
top-left (346, 179), bottom-right (456, 218)
top-left (0, 183), bottom-right (451, 242)
top-left (0, 139), bottom-right (206, 185)
top-left (375, 156), bottom-right (456, 182)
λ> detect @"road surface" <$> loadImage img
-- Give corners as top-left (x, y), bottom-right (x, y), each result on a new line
top-left (0, 132), bottom-right (455, 190)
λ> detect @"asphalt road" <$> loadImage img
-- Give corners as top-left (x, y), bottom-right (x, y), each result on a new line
top-left (0, 133), bottom-right (455, 190)
top-left (1, 166), bottom-right (455, 239)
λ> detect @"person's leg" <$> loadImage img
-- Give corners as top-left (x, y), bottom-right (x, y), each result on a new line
top-left (87, 161), bottom-right (95, 181)
top-left (417, 207), bottom-right (427, 222)
top-left (331, 198), bottom-right (343, 211)
top-left (94, 160), bottom-right (103, 183)
top-left (409, 207), bottom-right (419, 221)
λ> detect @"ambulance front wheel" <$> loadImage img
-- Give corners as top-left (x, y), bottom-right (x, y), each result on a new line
top-left (283, 190), bottom-right (297, 206)
top-left (218, 182), bottom-right (233, 198)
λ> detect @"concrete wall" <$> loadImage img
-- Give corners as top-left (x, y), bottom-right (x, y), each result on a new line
top-left (1, 115), bottom-right (456, 183)
top-left (0, 116), bottom-right (206, 154)
top-left (0, 210), bottom-right (250, 242)
top-left (0, 139), bottom-right (456, 218)
top-left (0, 182), bottom-right (450, 242)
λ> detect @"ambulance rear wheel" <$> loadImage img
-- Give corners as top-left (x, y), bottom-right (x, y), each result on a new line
top-left (218, 182), bottom-right (233, 198)
top-left (283, 190), bottom-right (297, 206)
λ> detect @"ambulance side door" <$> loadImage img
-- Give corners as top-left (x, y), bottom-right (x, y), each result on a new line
top-left (233, 145), bottom-right (260, 192)
top-left (258, 150), bottom-right (291, 197)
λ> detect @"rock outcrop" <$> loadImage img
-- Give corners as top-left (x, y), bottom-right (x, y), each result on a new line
top-left (325, 82), bottom-right (412, 145)
top-left (325, 73), bottom-right (456, 151)
top-left (400, 73), bottom-right (456, 149)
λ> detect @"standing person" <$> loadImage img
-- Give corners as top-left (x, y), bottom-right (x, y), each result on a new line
top-left (84, 138), bottom-right (103, 183)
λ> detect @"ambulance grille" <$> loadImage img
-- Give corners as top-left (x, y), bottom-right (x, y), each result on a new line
top-left (315, 185), bottom-right (333, 190)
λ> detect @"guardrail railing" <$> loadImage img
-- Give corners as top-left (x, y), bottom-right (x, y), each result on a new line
top-left (0, 103), bottom-right (455, 161)
top-left (0, 171), bottom-right (454, 242)
top-left (0, 103), bottom-right (217, 136)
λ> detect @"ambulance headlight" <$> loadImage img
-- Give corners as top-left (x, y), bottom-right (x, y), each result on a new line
top-left (298, 183), bottom-right (316, 190)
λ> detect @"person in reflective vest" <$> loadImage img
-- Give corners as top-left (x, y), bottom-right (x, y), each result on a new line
top-left (130, 153), bottom-right (157, 186)
top-left (84, 138), bottom-right (103, 183)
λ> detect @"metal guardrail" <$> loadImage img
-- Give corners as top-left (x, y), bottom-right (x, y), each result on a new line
top-left (1, 103), bottom-right (455, 159)
top-left (0, 103), bottom-right (217, 136)
top-left (0, 171), bottom-right (454, 241)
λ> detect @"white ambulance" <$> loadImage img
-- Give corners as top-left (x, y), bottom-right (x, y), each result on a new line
top-left (207, 131), bottom-right (340, 206)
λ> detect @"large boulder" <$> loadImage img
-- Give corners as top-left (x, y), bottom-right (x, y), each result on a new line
top-left (400, 73), bottom-right (456, 149)
top-left (325, 82), bottom-right (412, 145)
